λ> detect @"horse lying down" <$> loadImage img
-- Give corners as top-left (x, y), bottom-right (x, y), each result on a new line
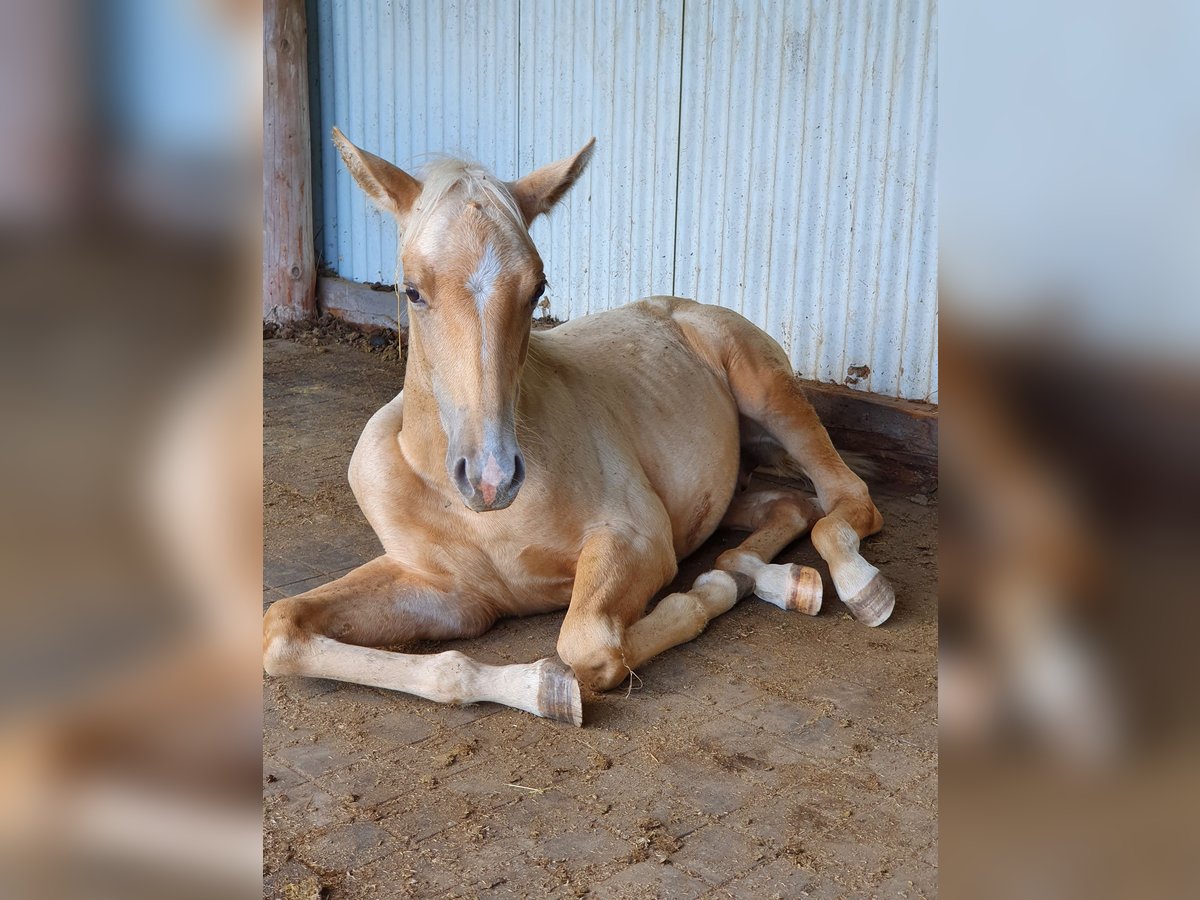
top-left (263, 132), bottom-right (895, 726)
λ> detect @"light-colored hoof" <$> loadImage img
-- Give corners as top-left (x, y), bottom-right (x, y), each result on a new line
top-left (754, 563), bottom-right (823, 615)
top-left (843, 572), bottom-right (895, 626)
top-left (536, 657), bottom-right (583, 726)
top-left (785, 564), bottom-right (823, 615)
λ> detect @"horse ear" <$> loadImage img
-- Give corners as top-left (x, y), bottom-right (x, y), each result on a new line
top-left (331, 127), bottom-right (422, 221)
top-left (508, 138), bottom-right (596, 225)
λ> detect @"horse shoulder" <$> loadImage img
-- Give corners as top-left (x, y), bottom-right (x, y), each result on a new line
top-left (348, 391), bottom-right (407, 497)
top-left (347, 391), bottom-right (438, 548)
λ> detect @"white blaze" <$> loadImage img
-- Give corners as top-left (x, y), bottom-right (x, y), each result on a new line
top-left (466, 242), bottom-right (503, 314)
top-left (466, 241), bottom-right (503, 362)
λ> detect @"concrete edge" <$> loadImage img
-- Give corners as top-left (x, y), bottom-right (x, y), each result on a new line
top-left (317, 275), bottom-right (409, 331)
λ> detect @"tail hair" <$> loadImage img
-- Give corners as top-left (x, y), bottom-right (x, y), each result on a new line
top-left (757, 449), bottom-right (880, 487)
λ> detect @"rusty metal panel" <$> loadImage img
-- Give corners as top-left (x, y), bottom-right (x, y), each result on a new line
top-left (310, 0), bottom-right (936, 400)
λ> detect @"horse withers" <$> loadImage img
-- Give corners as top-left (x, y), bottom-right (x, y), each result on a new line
top-left (262, 131), bottom-right (895, 725)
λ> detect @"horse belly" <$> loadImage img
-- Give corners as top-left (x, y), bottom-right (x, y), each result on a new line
top-left (631, 370), bottom-right (740, 559)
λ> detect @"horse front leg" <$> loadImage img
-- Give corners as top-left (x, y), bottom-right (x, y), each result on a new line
top-left (556, 522), bottom-right (775, 693)
top-left (262, 555), bottom-right (581, 724)
top-left (555, 528), bottom-right (680, 692)
top-left (619, 489), bottom-right (825, 674)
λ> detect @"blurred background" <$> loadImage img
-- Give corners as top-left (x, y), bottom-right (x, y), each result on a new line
top-left (941, 0), bottom-right (1199, 897)
top-left (0, 1), bottom-right (261, 898)
top-left (0, 0), bottom-right (1197, 897)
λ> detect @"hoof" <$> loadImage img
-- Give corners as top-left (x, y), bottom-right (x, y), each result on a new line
top-left (536, 657), bottom-right (583, 726)
top-left (753, 563), bottom-right (823, 615)
top-left (843, 572), bottom-right (895, 626)
top-left (784, 564), bottom-right (823, 615)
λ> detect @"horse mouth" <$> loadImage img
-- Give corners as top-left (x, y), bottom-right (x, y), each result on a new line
top-left (460, 486), bottom-right (520, 513)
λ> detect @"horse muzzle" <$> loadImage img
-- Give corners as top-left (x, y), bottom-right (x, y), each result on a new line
top-left (450, 448), bottom-right (526, 512)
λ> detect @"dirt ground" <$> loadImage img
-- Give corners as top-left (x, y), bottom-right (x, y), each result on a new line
top-left (263, 334), bottom-right (938, 899)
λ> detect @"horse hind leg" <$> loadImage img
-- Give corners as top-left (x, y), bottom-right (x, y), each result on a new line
top-left (263, 555), bottom-right (582, 725)
top-left (676, 304), bottom-right (895, 625)
top-left (752, 377), bottom-right (894, 625)
top-left (742, 374), bottom-right (894, 625)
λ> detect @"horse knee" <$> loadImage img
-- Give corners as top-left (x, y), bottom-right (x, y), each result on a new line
top-left (571, 651), bottom-right (628, 693)
top-left (557, 619), bottom-right (627, 692)
top-left (262, 598), bottom-right (310, 676)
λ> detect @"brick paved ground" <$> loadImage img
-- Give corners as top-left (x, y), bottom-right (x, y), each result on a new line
top-left (263, 338), bottom-right (937, 899)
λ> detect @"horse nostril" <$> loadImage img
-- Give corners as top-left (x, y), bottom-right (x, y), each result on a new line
top-left (512, 454), bottom-right (525, 486)
top-left (453, 457), bottom-right (470, 490)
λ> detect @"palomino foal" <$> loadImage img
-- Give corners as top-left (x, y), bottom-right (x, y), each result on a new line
top-left (263, 130), bottom-right (895, 725)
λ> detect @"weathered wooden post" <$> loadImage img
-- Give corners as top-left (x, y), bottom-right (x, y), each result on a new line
top-left (263, 0), bottom-right (316, 322)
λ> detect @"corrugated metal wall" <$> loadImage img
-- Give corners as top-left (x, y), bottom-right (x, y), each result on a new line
top-left (309, 0), bottom-right (937, 401)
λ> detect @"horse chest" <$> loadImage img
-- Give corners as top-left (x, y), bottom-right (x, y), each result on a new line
top-left (433, 515), bottom-right (580, 613)
top-left (505, 542), bottom-right (578, 610)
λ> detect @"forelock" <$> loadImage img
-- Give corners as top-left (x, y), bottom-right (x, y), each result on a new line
top-left (401, 156), bottom-right (528, 255)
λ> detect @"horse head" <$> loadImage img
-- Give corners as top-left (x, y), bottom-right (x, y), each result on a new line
top-left (332, 128), bottom-right (594, 511)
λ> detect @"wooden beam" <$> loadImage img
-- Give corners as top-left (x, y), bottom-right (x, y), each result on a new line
top-left (263, 0), bottom-right (316, 322)
top-left (802, 381), bottom-right (938, 494)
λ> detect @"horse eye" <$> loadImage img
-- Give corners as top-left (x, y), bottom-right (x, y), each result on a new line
top-left (530, 281), bottom-right (547, 304)
top-left (404, 286), bottom-right (425, 306)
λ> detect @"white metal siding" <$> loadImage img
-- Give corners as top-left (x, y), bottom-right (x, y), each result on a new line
top-left (518, 1), bottom-right (684, 318)
top-left (311, 0), bottom-right (937, 401)
top-left (313, 0), bottom-right (521, 287)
